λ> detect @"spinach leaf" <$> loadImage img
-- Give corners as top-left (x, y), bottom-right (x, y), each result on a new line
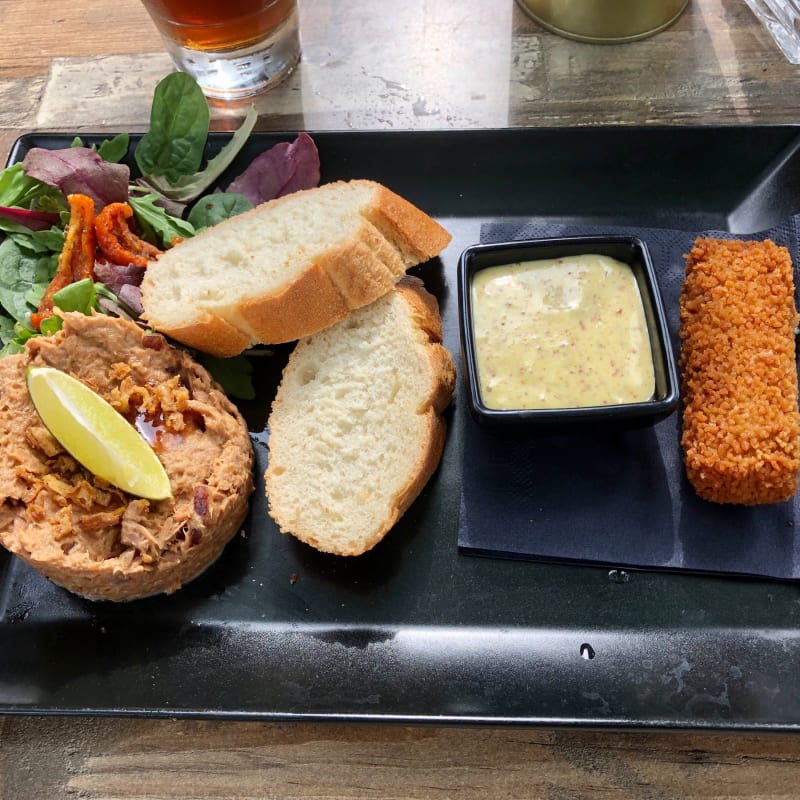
top-left (187, 192), bottom-right (253, 230)
top-left (97, 133), bottom-right (130, 164)
top-left (140, 104), bottom-right (258, 203)
top-left (72, 133), bottom-right (130, 164)
top-left (199, 353), bottom-right (255, 400)
top-left (38, 315), bottom-right (62, 336)
top-left (24, 281), bottom-right (48, 310)
top-left (0, 238), bottom-right (56, 323)
top-left (0, 314), bottom-right (15, 346)
top-left (12, 226), bottom-right (65, 254)
top-left (0, 164), bottom-right (67, 236)
top-left (0, 164), bottom-right (48, 206)
top-left (128, 192), bottom-right (196, 247)
top-left (135, 73), bottom-right (210, 182)
top-left (0, 327), bottom-right (31, 356)
top-left (30, 278), bottom-right (100, 336)
top-left (52, 277), bottom-right (97, 315)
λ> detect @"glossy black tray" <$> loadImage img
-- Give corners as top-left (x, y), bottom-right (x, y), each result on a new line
top-left (2, 127), bottom-right (800, 730)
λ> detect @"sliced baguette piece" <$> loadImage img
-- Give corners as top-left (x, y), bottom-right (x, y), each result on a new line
top-left (265, 276), bottom-right (456, 556)
top-left (140, 180), bottom-right (452, 357)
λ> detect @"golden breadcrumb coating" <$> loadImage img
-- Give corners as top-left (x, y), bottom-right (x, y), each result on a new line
top-left (679, 237), bottom-right (800, 505)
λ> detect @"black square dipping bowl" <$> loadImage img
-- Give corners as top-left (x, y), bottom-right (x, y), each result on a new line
top-left (457, 235), bottom-right (679, 427)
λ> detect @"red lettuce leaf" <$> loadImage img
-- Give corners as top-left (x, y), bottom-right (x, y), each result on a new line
top-left (21, 147), bottom-right (130, 210)
top-left (0, 205), bottom-right (61, 231)
top-left (225, 133), bottom-right (320, 206)
top-left (93, 260), bottom-right (146, 294)
top-left (117, 283), bottom-right (144, 316)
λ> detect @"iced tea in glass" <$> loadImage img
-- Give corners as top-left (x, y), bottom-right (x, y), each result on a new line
top-left (141, 0), bottom-right (300, 100)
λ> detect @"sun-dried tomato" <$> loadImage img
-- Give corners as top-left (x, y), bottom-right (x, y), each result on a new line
top-left (31, 193), bottom-right (96, 331)
top-left (95, 202), bottom-right (162, 268)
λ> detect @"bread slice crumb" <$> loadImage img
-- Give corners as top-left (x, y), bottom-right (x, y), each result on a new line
top-left (141, 180), bottom-right (452, 357)
top-left (265, 277), bottom-right (455, 555)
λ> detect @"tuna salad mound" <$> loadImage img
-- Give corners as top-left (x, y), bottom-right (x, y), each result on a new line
top-left (0, 313), bottom-right (254, 601)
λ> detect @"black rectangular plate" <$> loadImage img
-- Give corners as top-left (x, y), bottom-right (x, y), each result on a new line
top-left (2, 127), bottom-right (800, 730)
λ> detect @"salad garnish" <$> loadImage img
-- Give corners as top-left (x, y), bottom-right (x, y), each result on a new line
top-left (95, 202), bottom-right (164, 267)
top-left (0, 71), bottom-right (321, 396)
top-left (22, 145), bottom-right (130, 210)
top-left (30, 193), bottom-right (96, 331)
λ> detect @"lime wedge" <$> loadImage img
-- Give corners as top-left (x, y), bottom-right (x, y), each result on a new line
top-left (26, 366), bottom-right (172, 501)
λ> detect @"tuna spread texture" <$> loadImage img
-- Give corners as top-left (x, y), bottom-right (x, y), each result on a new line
top-left (0, 312), bottom-right (254, 601)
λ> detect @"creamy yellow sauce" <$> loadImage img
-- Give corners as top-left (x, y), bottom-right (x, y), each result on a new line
top-left (471, 254), bottom-right (655, 410)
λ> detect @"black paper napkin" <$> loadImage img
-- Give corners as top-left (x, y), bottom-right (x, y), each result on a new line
top-left (457, 219), bottom-right (800, 580)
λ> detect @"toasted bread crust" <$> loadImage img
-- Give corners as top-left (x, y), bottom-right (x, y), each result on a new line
top-left (236, 220), bottom-right (405, 344)
top-left (141, 180), bottom-right (452, 356)
top-left (265, 276), bottom-right (455, 556)
top-left (370, 278), bottom-right (453, 555)
top-left (394, 276), bottom-right (455, 414)
top-left (364, 182), bottom-right (452, 262)
top-left (144, 311), bottom-right (253, 359)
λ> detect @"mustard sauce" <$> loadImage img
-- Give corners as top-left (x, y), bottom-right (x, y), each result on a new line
top-left (471, 254), bottom-right (655, 410)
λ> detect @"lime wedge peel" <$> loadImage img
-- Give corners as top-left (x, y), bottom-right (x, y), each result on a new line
top-left (26, 366), bottom-right (173, 501)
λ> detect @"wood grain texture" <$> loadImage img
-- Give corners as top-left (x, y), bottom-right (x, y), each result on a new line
top-left (3, 1), bottom-right (800, 797)
top-left (2, 0), bottom-right (800, 161)
top-left (3, 716), bottom-right (800, 800)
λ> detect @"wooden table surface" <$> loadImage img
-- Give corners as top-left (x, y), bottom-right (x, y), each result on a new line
top-left (3, 1), bottom-right (800, 797)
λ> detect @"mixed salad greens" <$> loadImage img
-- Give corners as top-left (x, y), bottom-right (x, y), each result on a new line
top-left (0, 71), bottom-right (321, 397)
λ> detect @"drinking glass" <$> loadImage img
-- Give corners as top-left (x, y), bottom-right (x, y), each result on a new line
top-left (744, 0), bottom-right (800, 63)
top-left (140, 0), bottom-right (300, 100)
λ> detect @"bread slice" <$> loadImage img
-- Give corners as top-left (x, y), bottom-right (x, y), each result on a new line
top-left (265, 276), bottom-right (456, 556)
top-left (140, 180), bottom-right (452, 357)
